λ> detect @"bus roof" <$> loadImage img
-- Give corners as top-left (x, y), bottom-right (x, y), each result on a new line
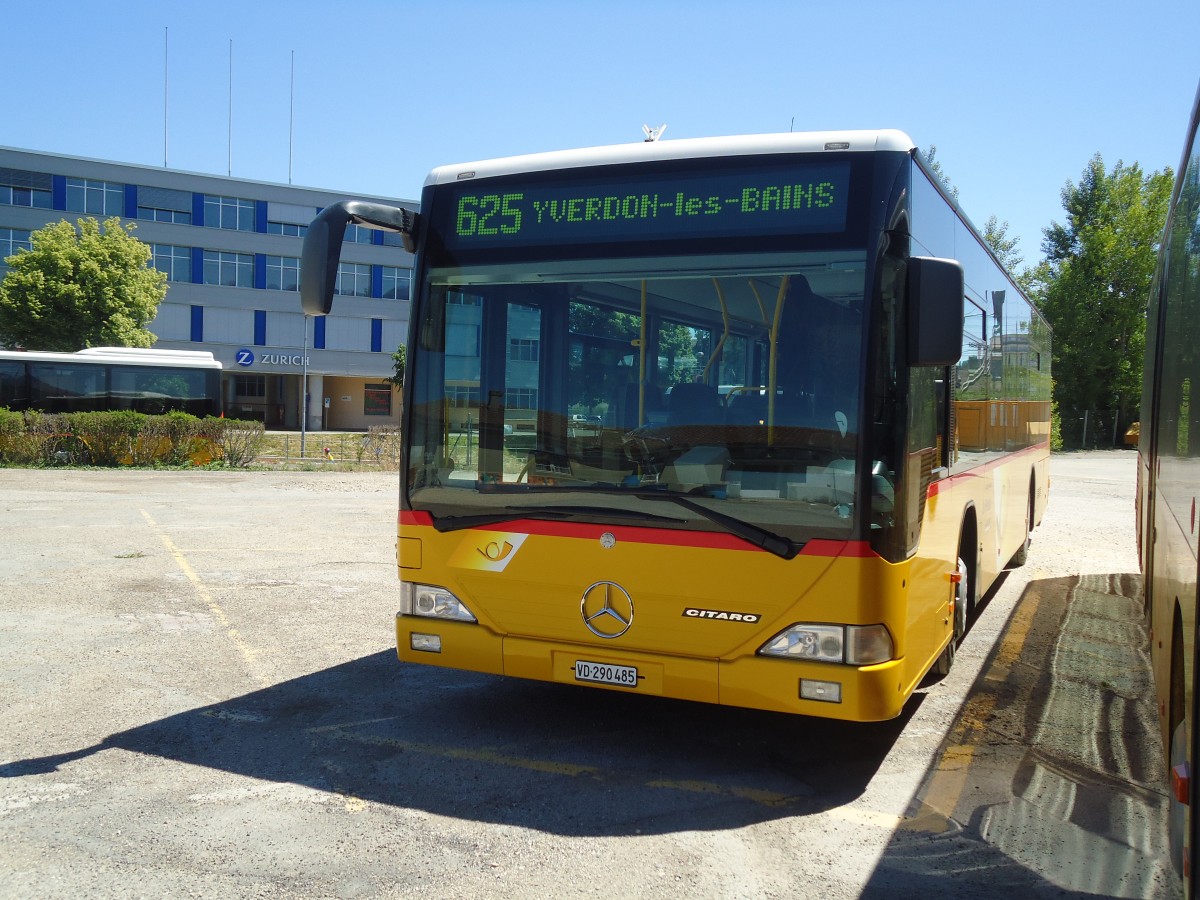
top-left (425, 129), bottom-right (916, 187)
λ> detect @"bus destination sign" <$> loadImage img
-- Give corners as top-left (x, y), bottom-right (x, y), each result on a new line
top-left (436, 161), bottom-right (851, 251)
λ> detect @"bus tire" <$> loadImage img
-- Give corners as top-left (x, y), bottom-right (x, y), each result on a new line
top-left (1009, 479), bottom-right (1035, 567)
top-left (959, 514), bottom-right (980, 621)
top-left (931, 556), bottom-right (970, 679)
top-left (931, 631), bottom-right (955, 678)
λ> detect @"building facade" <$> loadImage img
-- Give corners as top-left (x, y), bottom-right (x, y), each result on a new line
top-left (0, 146), bottom-right (416, 430)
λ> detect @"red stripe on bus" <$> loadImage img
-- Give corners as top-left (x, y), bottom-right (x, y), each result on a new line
top-left (800, 539), bottom-right (877, 557)
top-left (926, 442), bottom-right (1049, 497)
top-left (399, 509), bottom-right (875, 557)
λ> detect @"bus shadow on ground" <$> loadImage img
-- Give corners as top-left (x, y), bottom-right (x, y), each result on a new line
top-left (0, 647), bottom-right (918, 836)
top-left (863, 572), bottom-right (1179, 899)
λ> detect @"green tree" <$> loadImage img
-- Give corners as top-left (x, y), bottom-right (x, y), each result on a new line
top-left (1027, 155), bottom-right (1173, 448)
top-left (983, 215), bottom-right (1025, 276)
top-left (924, 147), bottom-right (1029, 278)
top-left (0, 216), bottom-right (166, 351)
top-left (922, 145), bottom-right (960, 201)
top-left (386, 343), bottom-right (406, 387)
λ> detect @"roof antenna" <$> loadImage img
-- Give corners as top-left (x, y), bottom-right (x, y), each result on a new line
top-left (642, 124), bottom-right (667, 142)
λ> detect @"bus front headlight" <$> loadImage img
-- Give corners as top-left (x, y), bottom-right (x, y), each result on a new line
top-left (758, 623), bottom-right (893, 666)
top-left (399, 581), bottom-right (477, 623)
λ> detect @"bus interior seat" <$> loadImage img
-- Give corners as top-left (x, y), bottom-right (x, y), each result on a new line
top-left (616, 382), bottom-right (665, 430)
top-left (667, 382), bottom-right (722, 425)
top-left (726, 390), bottom-right (768, 426)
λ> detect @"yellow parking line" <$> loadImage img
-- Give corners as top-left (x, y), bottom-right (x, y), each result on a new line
top-left (645, 778), bottom-right (799, 807)
top-left (140, 508), bottom-right (267, 687)
top-left (315, 725), bottom-right (811, 807)
top-left (323, 728), bottom-right (602, 778)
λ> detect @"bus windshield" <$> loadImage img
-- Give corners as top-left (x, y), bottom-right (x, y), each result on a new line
top-left (405, 251), bottom-right (868, 545)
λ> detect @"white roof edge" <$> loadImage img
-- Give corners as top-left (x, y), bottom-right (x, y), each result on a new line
top-left (425, 129), bottom-right (916, 187)
top-left (20, 347), bottom-right (223, 366)
top-left (75, 346), bottom-right (215, 358)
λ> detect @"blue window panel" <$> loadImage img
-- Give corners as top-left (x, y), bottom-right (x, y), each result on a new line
top-left (254, 310), bottom-right (267, 346)
top-left (52, 175), bottom-right (67, 210)
top-left (373, 230), bottom-right (384, 246)
top-left (371, 318), bottom-right (383, 353)
top-left (191, 247), bottom-right (205, 284)
top-left (255, 200), bottom-right (268, 233)
top-left (371, 265), bottom-right (383, 299)
top-left (314, 316), bottom-right (326, 350)
top-left (191, 193), bottom-right (205, 227)
top-left (190, 305), bottom-right (204, 342)
top-left (124, 184), bottom-right (137, 219)
top-left (254, 254), bottom-right (266, 290)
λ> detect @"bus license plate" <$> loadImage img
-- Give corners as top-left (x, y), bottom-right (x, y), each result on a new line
top-left (573, 660), bottom-right (638, 688)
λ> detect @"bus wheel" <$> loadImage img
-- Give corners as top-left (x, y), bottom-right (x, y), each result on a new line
top-left (1010, 484), bottom-right (1034, 567)
top-left (953, 556), bottom-right (969, 637)
top-left (931, 631), bottom-right (955, 678)
top-left (932, 557), bottom-right (970, 679)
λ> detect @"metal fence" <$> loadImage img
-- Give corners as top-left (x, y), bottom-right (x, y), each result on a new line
top-left (1058, 408), bottom-right (1137, 451)
top-left (256, 429), bottom-right (402, 468)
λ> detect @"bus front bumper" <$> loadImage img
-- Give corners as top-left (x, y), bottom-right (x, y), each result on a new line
top-left (397, 616), bottom-right (909, 722)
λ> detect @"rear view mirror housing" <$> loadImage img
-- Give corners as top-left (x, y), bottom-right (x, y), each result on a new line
top-left (300, 201), bottom-right (418, 316)
top-left (907, 257), bottom-right (964, 367)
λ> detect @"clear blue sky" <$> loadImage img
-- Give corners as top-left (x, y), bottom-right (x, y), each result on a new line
top-left (4, 0), bottom-right (1197, 268)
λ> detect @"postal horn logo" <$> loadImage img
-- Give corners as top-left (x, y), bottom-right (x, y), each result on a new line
top-left (580, 581), bottom-right (634, 639)
top-left (478, 540), bottom-right (515, 562)
top-left (453, 533), bottom-right (527, 572)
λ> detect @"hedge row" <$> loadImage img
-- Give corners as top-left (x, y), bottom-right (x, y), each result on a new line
top-left (0, 409), bottom-right (266, 467)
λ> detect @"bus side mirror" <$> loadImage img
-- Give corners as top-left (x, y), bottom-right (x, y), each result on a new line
top-left (300, 201), bottom-right (418, 316)
top-left (907, 256), bottom-right (964, 367)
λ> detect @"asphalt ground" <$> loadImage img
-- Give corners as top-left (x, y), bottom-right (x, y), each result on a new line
top-left (0, 453), bottom-right (1180, 898)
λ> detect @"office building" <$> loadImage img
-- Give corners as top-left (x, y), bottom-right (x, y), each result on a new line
top-left (0, 146), bottom-right (415, 430)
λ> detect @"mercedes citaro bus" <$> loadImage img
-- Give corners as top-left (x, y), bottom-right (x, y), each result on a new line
top-left (301, 129), bottom-right (1050, 722)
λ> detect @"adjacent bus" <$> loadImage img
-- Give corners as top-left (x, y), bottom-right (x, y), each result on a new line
top-left (0, 347), bottom-right (223, 416)
top-left (1137, 82), bottom-right (1200, 891)
top-left (302, 129), bottom-right (1051, 722)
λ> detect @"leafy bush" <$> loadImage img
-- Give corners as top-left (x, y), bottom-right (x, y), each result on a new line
top-left (0, 408), bottom-right (36, 463)
top-left (0, 408), bottom-right (263, 467)
top-left (211, 418), bottom-right (265, 468)
top-left (62, 410), bottom-right (146, 466)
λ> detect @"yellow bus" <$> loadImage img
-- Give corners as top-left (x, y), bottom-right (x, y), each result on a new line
top-left (301, 129), bottom-right (1050, 722)
top-left (1137, 82), bottom-right (1200, 890)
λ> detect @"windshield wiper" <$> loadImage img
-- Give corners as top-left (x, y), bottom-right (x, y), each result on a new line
top-left (430, 504), bottom-right (684, 533)
top-left (635, 492), bottom-right (800, 560)
top-left (429, 499), bottom-right (796, 559)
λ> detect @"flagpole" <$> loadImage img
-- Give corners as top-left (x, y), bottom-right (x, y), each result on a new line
top-left (288, 50), bottom-right (295, 185)
top-left (227, 38), bottom-right (233, 177)
top-left (163, 27), bottom-right (169, 167)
